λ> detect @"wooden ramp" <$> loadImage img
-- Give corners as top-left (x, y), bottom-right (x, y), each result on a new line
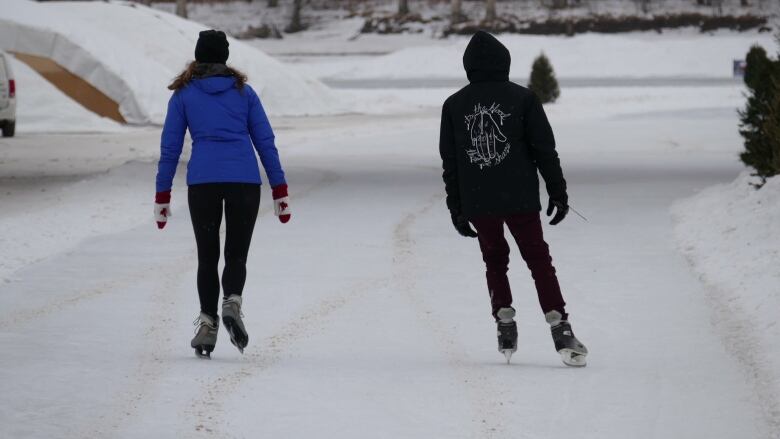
top-left (12, 52), bottom-right (126, 124)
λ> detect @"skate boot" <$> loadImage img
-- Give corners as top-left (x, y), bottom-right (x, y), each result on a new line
top-left (222, 295), bottom-right (248, 354)
top-left (546, 310), bottom-right (588, 367)
top-left (496, 307), bottom-right (518, 364)
top-left (191, 312), bottom-right (219, 359)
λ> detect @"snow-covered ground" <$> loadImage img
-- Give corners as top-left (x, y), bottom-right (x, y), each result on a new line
top-left (0, 0), bottom-right (342, 122)
top-left (672, 172), bottom-right (780, 430)
top-left (1, 3), bottom-right (778, 438)
top-left (259, 30), bottom-right (776, 82)
top-left (2, 78), bottom-right (777, 437)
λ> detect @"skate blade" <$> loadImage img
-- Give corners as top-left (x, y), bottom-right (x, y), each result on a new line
top-left (559, 349), bottom-right (587, 367)
top-left (222, 316), bottom-right (248, 354)
top-left (194, 348), bottom-right (212, 360)
top-left (502, 350), bottom-right (514, 364)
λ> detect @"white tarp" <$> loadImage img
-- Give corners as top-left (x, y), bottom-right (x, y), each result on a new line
top-left (0, 18), bottom-right (146, 123)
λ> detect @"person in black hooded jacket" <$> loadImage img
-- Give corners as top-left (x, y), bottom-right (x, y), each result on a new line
top-left (439, 31), bottom-right (588, 366)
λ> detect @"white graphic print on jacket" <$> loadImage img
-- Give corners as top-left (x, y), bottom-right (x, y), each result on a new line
top-left (464, 103), bottom-right (511, 169)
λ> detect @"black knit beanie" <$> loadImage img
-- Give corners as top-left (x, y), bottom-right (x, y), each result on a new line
top-left (195, 30), bottom-right (229, 65)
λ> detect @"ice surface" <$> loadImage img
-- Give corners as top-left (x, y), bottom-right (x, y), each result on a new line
top-left (1, 80), bottom-right (776, 437)
top-left (0, 5), bottom-right (777, 437)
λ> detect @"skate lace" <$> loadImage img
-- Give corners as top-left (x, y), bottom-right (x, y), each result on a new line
top-left (192, 315), bottom-right (216, 332)
top-left (224, 298), bottom-right (244, 318)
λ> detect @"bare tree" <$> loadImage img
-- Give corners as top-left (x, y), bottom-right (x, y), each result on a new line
top-left (451, 0), bottom-right (465, 23)
top-left (636, 0), bottom-right (651, 13)
top-left (398, 0), bottom-right (410, 15)
top-left (485, 0), bottom-right (496, 21)
top-left (286, 0), bottom-right (305, 32)
top-left (268, 0), bottom-right (279, 7)
top-left (175, 0), bottom-right (187, 18)
top-left (696, 0), bottom-right (724, 13)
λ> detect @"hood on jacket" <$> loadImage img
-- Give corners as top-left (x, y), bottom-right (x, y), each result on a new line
top-left (191, 62), bottom-right (236, 94)
top-left (193, 76), bottom-right (237, 94)
top-left (462, 31), bottom-right (511, 83)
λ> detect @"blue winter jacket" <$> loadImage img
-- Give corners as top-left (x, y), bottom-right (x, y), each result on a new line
top-left (155, 76), bottom-right (286, 192)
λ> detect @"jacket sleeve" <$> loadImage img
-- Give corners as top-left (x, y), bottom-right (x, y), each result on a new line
top-left (156, 92), bottom-right (187, 193)
top-left (247, 87), bottom-right (286, 188)
top-left (439, 100), bottom-right (461, 216)
top-left (525, 93), bottom-right (567, 200)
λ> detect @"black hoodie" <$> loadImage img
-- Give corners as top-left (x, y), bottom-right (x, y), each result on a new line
top-left (440, 31), bottom-right (566, 220)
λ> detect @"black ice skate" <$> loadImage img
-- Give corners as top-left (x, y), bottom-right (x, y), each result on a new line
top-left (222, 295), bottom-right (248, 353)
top-left (496, 307), bottom-right (518, 364)
top-left (191, 312), bottom-right (219, 359)
top-left (545, 311), bottom-right (588, 367)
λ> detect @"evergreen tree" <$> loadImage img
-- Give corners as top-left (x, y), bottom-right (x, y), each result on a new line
top-left (528, 53), bottom-right (560, 104)
top-left (764, 80), bottom-right (780, 177)
top-left (738, 45), bottom-right (779, 184)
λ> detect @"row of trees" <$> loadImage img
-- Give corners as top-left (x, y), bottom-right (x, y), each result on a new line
top-left (417, 0), bottom-right (758, 23)
top-left (143, 1), bottom-right (766, 27)
top-left (135, 0), bottom-right (304, 31)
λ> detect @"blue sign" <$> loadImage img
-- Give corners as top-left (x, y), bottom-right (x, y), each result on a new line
top-left (733, 59), bottom-right (746, 78)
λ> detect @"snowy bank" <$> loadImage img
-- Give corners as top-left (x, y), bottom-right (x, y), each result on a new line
top-left (672, 172), bottom-right (780, 317)
top-left (671, 172), bottom-right (780, 425)
top-left (317, 31), bottom-right (776, 80)
top-left (0, 0), bottom-right (341, 123)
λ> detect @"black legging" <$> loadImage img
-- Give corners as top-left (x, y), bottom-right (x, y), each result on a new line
top-left (188, 183), bottom-right (260, 319)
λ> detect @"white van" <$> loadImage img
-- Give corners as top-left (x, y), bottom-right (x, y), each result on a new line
top-left (0, 51), bottom-right (16, 137)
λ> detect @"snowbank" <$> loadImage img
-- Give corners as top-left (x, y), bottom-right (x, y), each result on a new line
top-left (10, 57), bottom-right (124, 133)
top-left (672, 172), bottom-right (780, 313)
top-left (671, 172), bottom-right (780, 415)
top-left (322, 31), bottom-right (776, 80)
top-left (0, 0), bottom-right (341, 123)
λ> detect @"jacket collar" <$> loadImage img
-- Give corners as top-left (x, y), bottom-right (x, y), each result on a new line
top-left (193, 62), bottom-right (232, 79)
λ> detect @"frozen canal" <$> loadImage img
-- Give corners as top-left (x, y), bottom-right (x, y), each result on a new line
top-left (1, 79), bottom-right (775, 438)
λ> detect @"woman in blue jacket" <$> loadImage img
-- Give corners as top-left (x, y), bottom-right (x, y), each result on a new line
top-left (154, 30), bottom-right (291, 359)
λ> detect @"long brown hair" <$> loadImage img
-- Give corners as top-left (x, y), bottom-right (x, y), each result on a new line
top-left (168, 61), bottom-right (248, 91)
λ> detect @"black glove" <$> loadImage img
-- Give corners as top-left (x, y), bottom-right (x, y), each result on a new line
top-left (451, 213), bottom-right (478, 238)
top-left (546, 196), bottom-right (569, 226)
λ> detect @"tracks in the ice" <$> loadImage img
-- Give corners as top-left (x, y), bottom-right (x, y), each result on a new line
top-left (186, 276), bottom-right (388, 436)
top-left (0, 166), bottom-right (342, 438)
top-left (184, 183), bottom-right (432, 438)
top-left (188, 183), bottom-right (514, 439)
top-left (695, 275), bottom-right (780, 438)
top-left (115, 166), bottom-right (343, 438)
top-left (391, 193), bottom-right (513, 439)
top-left (78, 248), bottom-right (196, 438)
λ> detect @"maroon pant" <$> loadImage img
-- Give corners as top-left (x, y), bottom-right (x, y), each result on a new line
top-left (471, 212), bottom-right (566, 319)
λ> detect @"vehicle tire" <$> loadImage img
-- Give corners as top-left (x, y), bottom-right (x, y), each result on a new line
top-left (2, 120), bottom-right (15, 137)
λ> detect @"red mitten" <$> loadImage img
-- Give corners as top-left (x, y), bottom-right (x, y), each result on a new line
top-left (272, 184), bottom-right (291, 224)
top-left (154, 191), bottom-right (171, 229)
